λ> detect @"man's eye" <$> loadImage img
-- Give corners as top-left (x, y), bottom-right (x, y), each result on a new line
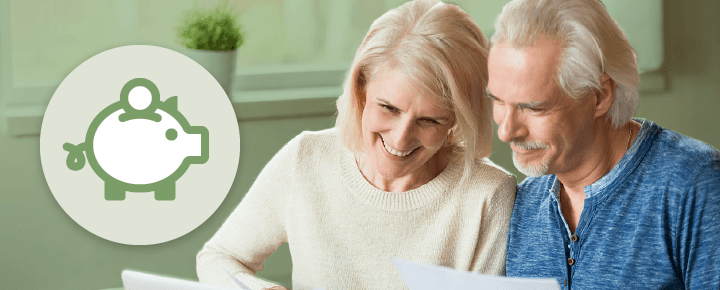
top-left (519, 107), bottom-right (543, 113)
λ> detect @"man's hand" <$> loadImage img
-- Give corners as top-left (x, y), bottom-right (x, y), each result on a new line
top-left (262, 286), bottom-right (289, 290)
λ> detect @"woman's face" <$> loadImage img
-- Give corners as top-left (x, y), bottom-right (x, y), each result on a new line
top-left (361, 68), bottom-right (455, 181)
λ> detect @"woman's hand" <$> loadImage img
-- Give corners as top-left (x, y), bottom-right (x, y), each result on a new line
top-left (262, 286), bottom-right (289, 290)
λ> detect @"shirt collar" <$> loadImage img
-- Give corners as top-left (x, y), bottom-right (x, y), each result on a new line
top-left (549, 177), bottom-right (562, 201)
top-left (548, 119), bottom-right (655, 200)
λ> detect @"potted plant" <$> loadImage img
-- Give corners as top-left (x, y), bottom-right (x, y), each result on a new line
top-left (177, 2), bottom-right (245, 96)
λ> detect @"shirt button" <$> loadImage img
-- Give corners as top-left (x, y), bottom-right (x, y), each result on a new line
top-left (567, 258), bottom-right (575, 266)
top-left (571, 235), bottom-right (578, 242)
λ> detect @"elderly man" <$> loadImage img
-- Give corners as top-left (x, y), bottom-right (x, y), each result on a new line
top-left (486, 0), bottom-right (720, 289)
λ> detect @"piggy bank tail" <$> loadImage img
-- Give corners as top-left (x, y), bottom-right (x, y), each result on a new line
top-left (63, 142), bottom-right (87, 171)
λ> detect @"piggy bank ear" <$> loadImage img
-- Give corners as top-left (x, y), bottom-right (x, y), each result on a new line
top-left (164, 96), bottom-right (178, 111)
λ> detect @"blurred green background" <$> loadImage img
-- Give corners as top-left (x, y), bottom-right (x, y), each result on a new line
top-left (1, 0), bottom-right (718, 289)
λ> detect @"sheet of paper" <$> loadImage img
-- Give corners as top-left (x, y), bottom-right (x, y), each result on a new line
top-left (222, 266), bottom-right (323, 290)
top-left (393, 258), bottom-right (560, 290)
top-left (221, 266), bottom-right (253, 290)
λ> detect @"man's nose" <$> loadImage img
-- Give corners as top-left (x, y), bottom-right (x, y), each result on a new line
top-left (496, 105), bottom-right (528, 143)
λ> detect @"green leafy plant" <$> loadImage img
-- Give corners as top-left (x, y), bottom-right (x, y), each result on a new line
top-left (177, 2), bottom-right (245, 51)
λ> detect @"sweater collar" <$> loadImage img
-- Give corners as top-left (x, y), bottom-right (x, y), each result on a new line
top-left (339, 146), bottom-right (461, 211)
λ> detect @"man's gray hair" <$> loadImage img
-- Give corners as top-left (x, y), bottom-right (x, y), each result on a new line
top-left (491, 0), bottom-right (639, 127)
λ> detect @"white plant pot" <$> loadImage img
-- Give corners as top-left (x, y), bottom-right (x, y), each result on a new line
top-left (181, 48), bottom-right (236, 97)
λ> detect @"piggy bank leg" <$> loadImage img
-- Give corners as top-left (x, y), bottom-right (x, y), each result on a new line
top-left (105, 182), bottom-right (126, 201)
top-left (154, 182), bottom-right (176, 201)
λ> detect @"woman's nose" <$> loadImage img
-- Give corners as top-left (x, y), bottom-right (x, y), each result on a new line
top-left (389, 118), bottom-right (416, 150)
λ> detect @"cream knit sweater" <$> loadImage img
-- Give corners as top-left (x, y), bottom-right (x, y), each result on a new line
top-left (197, 128), bottom-right (516, 290)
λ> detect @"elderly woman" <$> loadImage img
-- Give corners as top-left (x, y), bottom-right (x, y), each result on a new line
top-left (196, 0), bottom-right (515, 289)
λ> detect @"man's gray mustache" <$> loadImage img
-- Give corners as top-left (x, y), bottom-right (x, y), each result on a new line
top-left (511, 141), bottom-right (549, 150)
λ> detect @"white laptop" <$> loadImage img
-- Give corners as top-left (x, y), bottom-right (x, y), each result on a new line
top-left (122, 270), bottom-right (240, 290)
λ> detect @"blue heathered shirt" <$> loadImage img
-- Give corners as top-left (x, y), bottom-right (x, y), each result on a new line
top-left (506, 119), bottom-right (720, 289)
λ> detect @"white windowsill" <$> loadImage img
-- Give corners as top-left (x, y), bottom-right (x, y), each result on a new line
top-left (231, 86), bottom-right (341, 121)
top-left (2, 86), bottom-right (341, 137)
top-left (2, 62), bottom-right (348, 137)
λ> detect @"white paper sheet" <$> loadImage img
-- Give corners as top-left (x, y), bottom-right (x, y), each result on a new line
top-left (393, 258), bottom-right (560, 290)
top-left (222, 266), bottom-right (254, 290)
top-left (222, 266), bottom-right (323, 290)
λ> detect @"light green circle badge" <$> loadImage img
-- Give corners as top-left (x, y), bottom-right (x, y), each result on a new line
top-left (40, 45), bottom-right (240, 245)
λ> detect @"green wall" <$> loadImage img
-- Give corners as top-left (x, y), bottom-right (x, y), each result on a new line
top-left (0, 115), bottom-right (336, 289)
top-left (1, 1), bottom-right (719, 289)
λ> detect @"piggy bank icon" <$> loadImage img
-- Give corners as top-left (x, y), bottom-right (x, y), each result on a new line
top-left (63, 78), bottom-right (209, 201)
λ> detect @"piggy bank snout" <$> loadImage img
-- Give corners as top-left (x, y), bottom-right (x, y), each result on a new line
top-left (168, 127), bottom-right (205, 158)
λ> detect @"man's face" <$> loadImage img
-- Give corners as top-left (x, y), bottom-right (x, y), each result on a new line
top-left (487, 38), bottom-right (597, 177)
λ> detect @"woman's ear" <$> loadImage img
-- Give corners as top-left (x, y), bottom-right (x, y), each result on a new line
top-left (595, 73), bottom-right (617, 118)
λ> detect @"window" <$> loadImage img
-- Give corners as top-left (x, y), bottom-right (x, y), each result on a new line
top-left (0, 0), bottom-right (664, 136)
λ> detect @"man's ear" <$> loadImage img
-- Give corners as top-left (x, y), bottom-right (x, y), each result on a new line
top-left (595, 73), bottom-right (617, 118)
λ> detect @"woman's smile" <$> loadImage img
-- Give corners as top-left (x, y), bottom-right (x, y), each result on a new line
top-left (380, 134), bottom-right (418, 158)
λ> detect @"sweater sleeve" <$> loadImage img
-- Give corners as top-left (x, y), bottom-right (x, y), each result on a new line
top-left (197, 134), bottom-right (301, 289)
top-left (470, 174), bottom-right (517, 275)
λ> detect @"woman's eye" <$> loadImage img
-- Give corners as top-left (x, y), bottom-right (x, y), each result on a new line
top-left (421, 119), bottom-right (440, 125)
top-left (380, 104), bottom-right (398, 113)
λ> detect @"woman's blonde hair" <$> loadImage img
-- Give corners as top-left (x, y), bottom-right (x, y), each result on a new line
top-left (335, 0), bottom-right (493, 180)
